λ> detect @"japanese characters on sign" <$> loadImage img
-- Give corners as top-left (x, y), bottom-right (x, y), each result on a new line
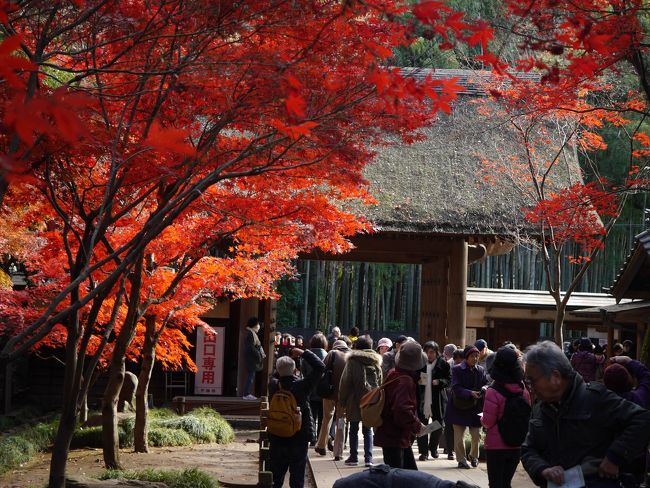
top-left (195, 325), bottom-right (225, 395)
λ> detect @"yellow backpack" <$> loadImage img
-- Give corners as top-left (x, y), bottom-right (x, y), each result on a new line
top-left (267, 384), bottom-right (302, 437)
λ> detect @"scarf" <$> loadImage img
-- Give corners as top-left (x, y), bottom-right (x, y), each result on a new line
top-left (423, 360), bottom-right (435, 418)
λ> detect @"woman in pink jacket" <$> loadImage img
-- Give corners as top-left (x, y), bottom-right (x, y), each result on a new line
top-left (481, 346), bottom-right (531, 488)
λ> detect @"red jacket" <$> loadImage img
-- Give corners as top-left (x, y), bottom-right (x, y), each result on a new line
top-left (374, 368), bottom-right (421, 448)
top-left (481, 382), bottom-right (530, 450)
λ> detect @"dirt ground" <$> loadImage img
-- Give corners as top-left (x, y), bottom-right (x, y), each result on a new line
top-left (0, 429), bottom-right (261, 488)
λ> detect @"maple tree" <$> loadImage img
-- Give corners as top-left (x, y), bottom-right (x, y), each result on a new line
top-left (483, 2), bottom-right (650, 346)
top-left (0, 1), bottom-right (495, 486)
top-left (478, 77), bottom-right (641, 345)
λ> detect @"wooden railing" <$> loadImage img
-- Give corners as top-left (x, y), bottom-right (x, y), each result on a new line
top-left (258, 396), bottom-right (272, 488)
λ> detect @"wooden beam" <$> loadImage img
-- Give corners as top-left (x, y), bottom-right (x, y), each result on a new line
top-left (302, 233), bottom-right (456, 263)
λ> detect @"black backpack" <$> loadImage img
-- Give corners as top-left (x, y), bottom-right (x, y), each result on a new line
top-left (491, 383), bottom-right (531, 447)
top-left (316, 354), bottom-right (337, 399)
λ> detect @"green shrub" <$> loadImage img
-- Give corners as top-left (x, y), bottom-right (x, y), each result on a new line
top-left (156, 416), bottom-right (214, 443)
top-left (0, 436), bottom-right (34, 476)
top-left (147, 427), bottom-right (193, 447)
top-left (99, 467), bottom-right (218, 488)
top-left (120, 416), bottom-right (136, 448)
top-left (20, 420), bottom-right (57, 447)
top-left (0, 419), bottom-right (58, 476)
top-left (148, 407), bottom-right (178, 419)
top-left (71, 425), bottom-right (130, 449)
top-left (150, 409), bottom-right (234, 445)
top-left (184, 408), bottom-right (234, 444)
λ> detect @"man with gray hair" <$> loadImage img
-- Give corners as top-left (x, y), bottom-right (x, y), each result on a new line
top-left (521, 341), bottom-right (650, 488)
top-left (268, 347), bottom-right (325, 488)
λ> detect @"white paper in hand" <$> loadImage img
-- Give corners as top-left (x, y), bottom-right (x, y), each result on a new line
top-left (547, 465), bottom-right (585, 488)
top-left (417, 420), bottom-right (442, 437)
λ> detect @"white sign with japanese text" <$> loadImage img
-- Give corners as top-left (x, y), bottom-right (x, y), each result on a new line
top-left (194, 325), bottom-right (225, 395)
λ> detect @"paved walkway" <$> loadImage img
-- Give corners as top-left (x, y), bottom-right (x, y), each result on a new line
top-left (307, 438), bottom-right (536, 488)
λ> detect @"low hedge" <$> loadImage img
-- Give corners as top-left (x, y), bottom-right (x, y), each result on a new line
top-left (0, 418), bottom-right (58, 476)
top-left (0, 407), bottom-right (234, 475)
top-left (99, 467), bottom-right (218, 488)
top-left (70, 407), bottom-right (234, 448)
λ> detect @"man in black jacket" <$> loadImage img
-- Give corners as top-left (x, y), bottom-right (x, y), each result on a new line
top-left (521, 341), bottom-right (650, 488)
top-left (268, 348), bottom-right (324, 488)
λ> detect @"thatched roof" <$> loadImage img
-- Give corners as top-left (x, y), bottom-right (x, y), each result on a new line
top-left (609, 227), bottom-right (650, 301)
top-left (361, 69), bottom-right (582, 237)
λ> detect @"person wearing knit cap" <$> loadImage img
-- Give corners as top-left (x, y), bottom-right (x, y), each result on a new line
top-left (570, 337), bottom-right (604, 383)
top-left (481, 347), bottom-right (531, 488)
top-left (475, 339), bottom-right (492, 370)
top-left (604, 355), bottom-right (650, 409)
top-left (314, 339), bottom-right (349, 459)
top-left (375, 340), bottom-right (429, 470)
top-left (447, 345), bottom-right (488, 469)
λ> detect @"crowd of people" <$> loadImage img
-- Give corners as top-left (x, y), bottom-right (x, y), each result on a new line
top-left (257, 326), bottom-right (650, 488)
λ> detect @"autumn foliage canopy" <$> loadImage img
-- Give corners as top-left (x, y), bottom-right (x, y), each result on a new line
top-left (0, 0), bottom-right (497, 362)
top-left (1, 1), bottom-right (649, 357)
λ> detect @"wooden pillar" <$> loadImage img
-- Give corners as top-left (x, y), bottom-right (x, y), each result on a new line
top-left (262, 300), bottom-right (277, 397)
top-left (237, 299), bottom-right (261, 397)
top-left (419, 257), bottom-right (448, 344)
top-left (603, 310), bottom-right (614, 358)
top-left (448, 239), bottom-right (467, 347)
top-left (636, 322), bottom-right (644, 360)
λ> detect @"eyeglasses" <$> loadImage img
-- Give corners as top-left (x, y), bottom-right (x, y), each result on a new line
top-left (524, 375), bottom-right (543, 390)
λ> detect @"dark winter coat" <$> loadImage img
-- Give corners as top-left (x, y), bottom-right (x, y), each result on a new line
top-left (381, 350), bottom-right (396, 376)
top-left (445, 361), bottom-right (488, 428)
top-left (333, 463), bottom-right (463, 488)
top-left (521, 374), bottom-right (650, 486)
top-left (374, 368), bottom-right (421, 449)
top-left (339, 349), bottom-right (383, 422)
top-left (570, 350), bottom-right (603, 383)
top-left (618, 360), bottom-right (650, 409)
top-left (417, 356), bottom-right (451, 422)
top-left (268, 350), bottom-right (325, 444)
top-left (301, 347), bottom-right (327, 401)
top-left (243, 327), bottom-right (265, 372)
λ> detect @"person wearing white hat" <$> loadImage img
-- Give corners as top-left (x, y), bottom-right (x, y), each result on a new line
top-left (377, 337), bottom-right (393, 355)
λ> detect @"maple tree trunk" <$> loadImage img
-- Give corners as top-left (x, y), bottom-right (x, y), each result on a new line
top-left (49, 313), bottom-right (82, 488)
top-left (103, 254), bottom-right (145, 469)
top-left (553, 306), bottom-right (566, 346)
top-left (134, 316), bottom-right (157, 453)
top-left (78, 392), bottom-right (89, 424)
top-left (102, 358), bottom-right (126, 470)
